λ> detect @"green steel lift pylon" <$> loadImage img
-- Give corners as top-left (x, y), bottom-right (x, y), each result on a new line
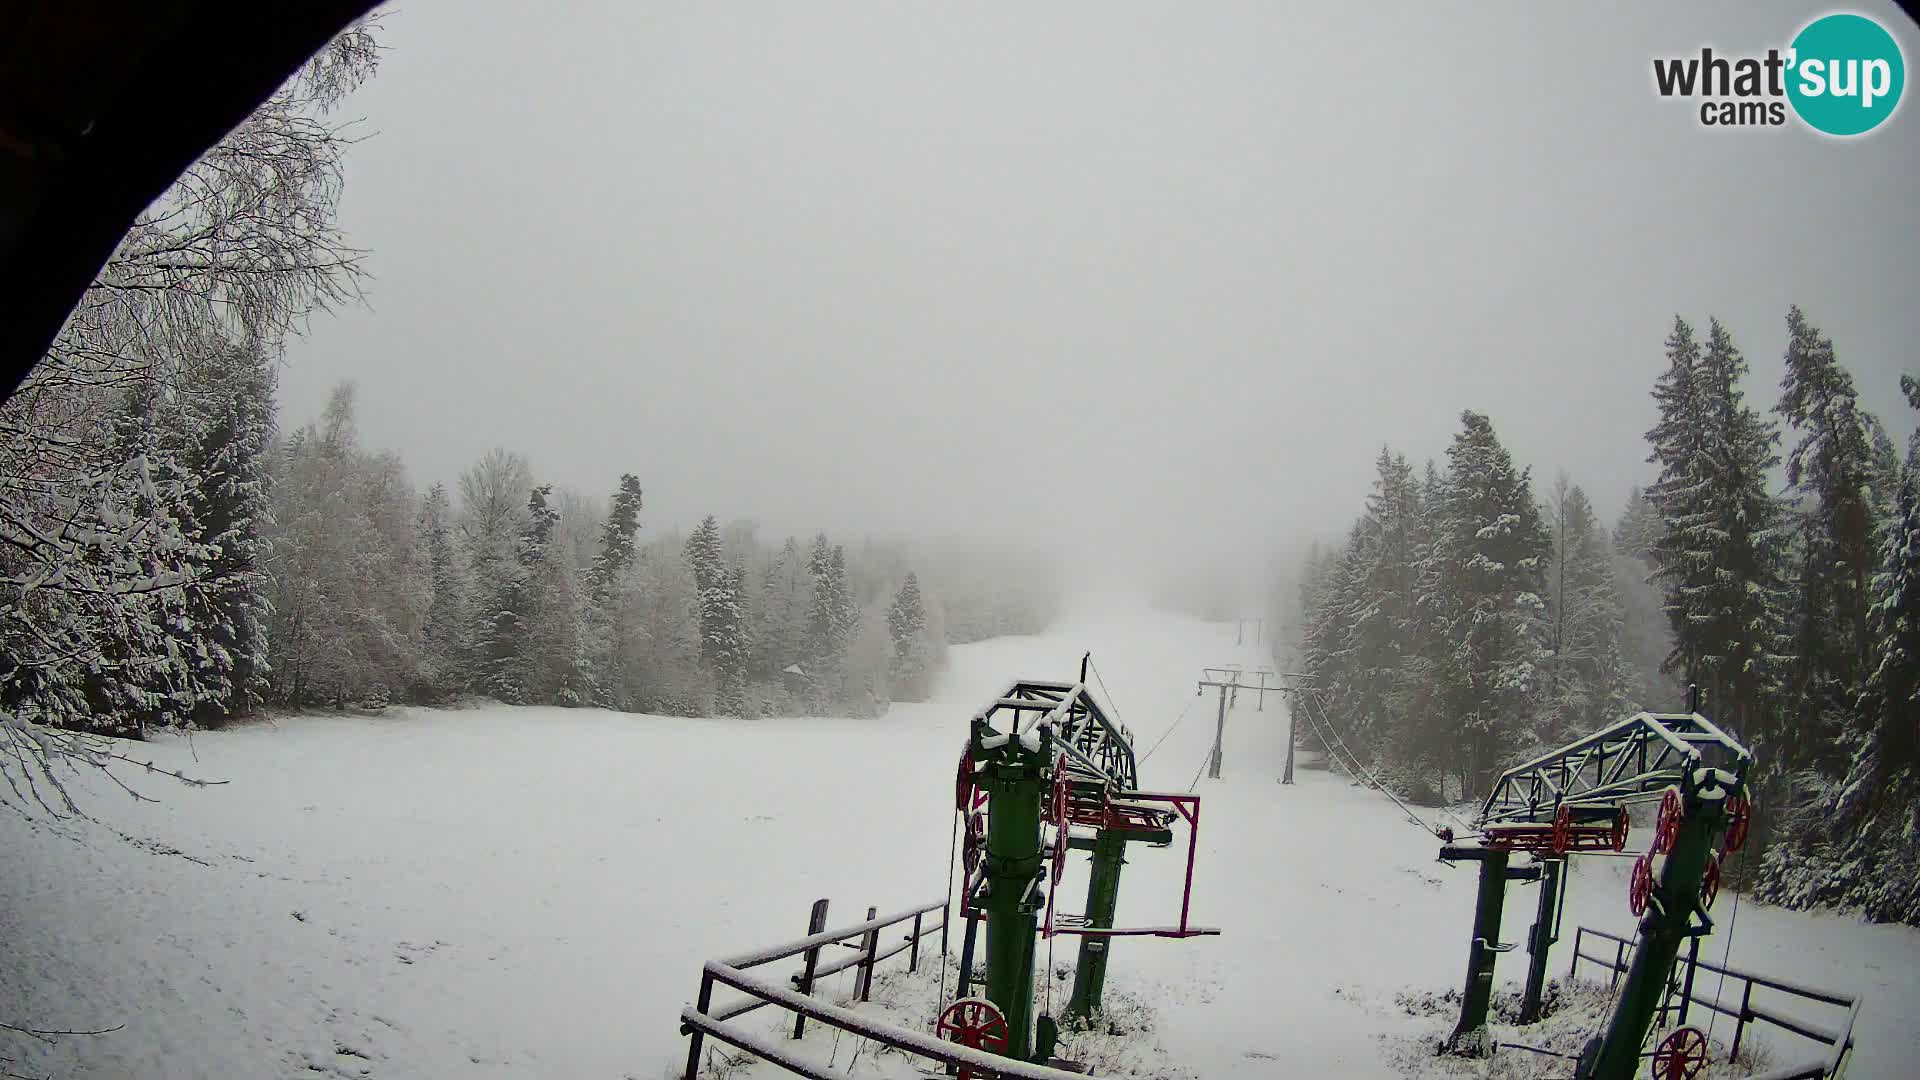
top-left (1576, 766), bottom-right (1745, 1080)
top-left (1064, 827), bottom-right (1127, 1021)
top-left (1447, 705), bottom-right (1751, 1080)
top-left (1437, 845), bottom-right (1541, 1055)
top-left (1519, 857), bottom-right (1563, 1025)
top-left (953, 675), bottom-right (1219, 1064)
top-left (968, 714), bottom-right (1052, 1062)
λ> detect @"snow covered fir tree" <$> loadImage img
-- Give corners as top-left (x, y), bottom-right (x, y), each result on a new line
top-left (1292, 309), bottom-right (1920, 925)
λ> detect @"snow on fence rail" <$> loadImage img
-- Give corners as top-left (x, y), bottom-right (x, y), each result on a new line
top-left (679, 896), bottom-right (1092, 1080)
top-left (1569, 925), bottom-right (1860, 1080)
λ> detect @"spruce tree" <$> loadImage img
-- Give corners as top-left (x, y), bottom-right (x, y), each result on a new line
top-left (1431, 411), bottom-right (1550, 798)
top-left (1647, 318), bottom-right (1792, 749)
top-left (586, 474), bottom-right (643, 605)
top-left (528, 544), bottom-right (587, 706)
top-left (173, 343), bottom-right (276, 723)
top-left (1645, 316), bottom-right (1709, 682)
top-left (480, 484), bottom-right (555, 704)
top-left (1777, 306), bottom-right (1880, 671)
top-left (82, 382), bottom-right (214, 735)
top-left (829, 545), bottom-right (859, 650)
top-left (417, 483), bottom-right (466, 701)
top-left (887, 572), bottom-right (934, 700)
top-left (459, 448), bottom-right (532, 692)
top-left (1543, 480), bottom-right (1634, 745)
top-left (579, 473), bottom-right (643, 706)
top-left (1397, 459), bottom-right (1456, 795)
top-left (1347, 448), bottom-right (1421, 769)
top-left (686, 516), bottom-right (751, 713)
top-left (1704, 320), bottom-right (1793, 747)
top-left (756, 536), bottom-right (811, 683)
top-left (685, 515), bottom-right (728, 670)
top-left (1612, 486), bottom-right (1662, 563)
top-left (887, 572), bottom-right (927, 656)
top-left (804, 534), bottom-right (843, 697)
top-left (1760, 375), bottom-right (1920, 924)
top-left (1775, 306), bottom-right (1885, 767)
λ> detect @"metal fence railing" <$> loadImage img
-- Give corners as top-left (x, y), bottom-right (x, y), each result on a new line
top-left (679, 897), bottom-right (1094, 1080)
top-left (1569, 925), bottom-right (1860, 1080)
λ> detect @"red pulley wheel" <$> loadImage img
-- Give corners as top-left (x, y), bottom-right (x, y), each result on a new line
top-left (937, 997), bottom-right (1011, 1080)
top-left (1551, 805), bottom-right (1572, 854)
top-left (1629, 852), bottom-right (1654, 917)
top-left (1700, 856), bottom-right (1721, 911)
top-left (1654, 787), bottom-right (1684, 854)
top-left (1612, 807), bottom-right (1631, 852)
top-left (956, 747), bottom-right (975, 814)
top-left (962, 811), bottom-right (986, 877)
top-left (1724, 795), bottom-right (1751, 853)
top-left (1649, 1026), bottom-right (1708, 1080)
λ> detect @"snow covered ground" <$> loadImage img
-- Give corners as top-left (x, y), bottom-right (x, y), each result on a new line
top-left (2, 606), bottom-right (1916, 1078)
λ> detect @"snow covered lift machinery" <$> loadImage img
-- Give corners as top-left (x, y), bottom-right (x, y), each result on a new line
top-left (1436, 703), bottom-right (1753, 1080)
top-left (949, 665), bottom-right (1219, 1064)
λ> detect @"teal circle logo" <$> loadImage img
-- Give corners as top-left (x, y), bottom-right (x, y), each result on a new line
top-left (1786, 13), bottom-right (1905, 136)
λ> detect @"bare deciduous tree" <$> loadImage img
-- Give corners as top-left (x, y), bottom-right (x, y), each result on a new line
top-left (0, 19), bottom-right (381, 814)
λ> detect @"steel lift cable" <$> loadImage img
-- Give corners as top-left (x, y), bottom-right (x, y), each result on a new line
top-left (1304, 688), bottom-right (1480, 841)
top-left (1186, 741), bottom-right (1212, 794)
top-left (1298, 689), bottom-right (1453, 839)
top-left (1294, 689), bottom-right (1452, 841)
top-left (1085, 657), bottom-right (1125, 731)
top-left (1137, 696), bottom-right (1198, 765)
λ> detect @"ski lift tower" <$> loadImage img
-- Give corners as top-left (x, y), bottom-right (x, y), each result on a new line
top-left (950, 668), bottom-right (1219, 1063)
top-left (1435, 706), bottom-right (1753, 1080)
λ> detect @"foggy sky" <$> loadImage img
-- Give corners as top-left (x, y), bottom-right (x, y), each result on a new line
top-left (280, 1), bottom-right (1920, 585)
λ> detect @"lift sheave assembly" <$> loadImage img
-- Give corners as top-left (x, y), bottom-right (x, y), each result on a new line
top-left (1438, 707), bottom-right (1754, 1080)
top-left (946, 673), bottom-right (1219, 1068)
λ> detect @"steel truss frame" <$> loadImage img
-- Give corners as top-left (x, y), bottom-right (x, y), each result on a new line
top-left (1478, 711), bottom-right (1752, 830)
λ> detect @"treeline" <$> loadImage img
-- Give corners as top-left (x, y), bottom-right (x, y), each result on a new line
top-left (1295, 308), bottom-right (1919, 924)
top-left (3, 364), bottom-right (1066, 736)
top-left (269, 383), bottom-right (1017, 717)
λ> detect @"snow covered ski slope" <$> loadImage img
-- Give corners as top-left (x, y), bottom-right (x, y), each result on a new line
top-left (2, 608), bottom-right (1915, 1078)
